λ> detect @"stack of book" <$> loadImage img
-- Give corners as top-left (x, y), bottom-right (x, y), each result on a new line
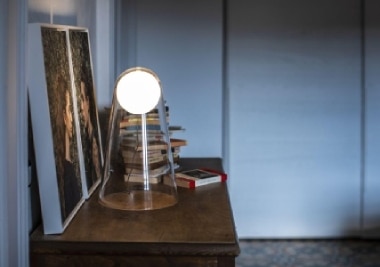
top-left (119, 106), bottom-right (186, 183)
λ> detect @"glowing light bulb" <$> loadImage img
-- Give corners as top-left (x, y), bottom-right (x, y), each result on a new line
top-left (116, 69), bottom-right (161, 114)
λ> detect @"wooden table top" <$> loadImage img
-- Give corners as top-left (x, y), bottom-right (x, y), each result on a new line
top-left (30, 157), bottom-right (240, 257)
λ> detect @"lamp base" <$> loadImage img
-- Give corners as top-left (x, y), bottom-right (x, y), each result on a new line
top-left (99, 190), bottom-right (177, 211)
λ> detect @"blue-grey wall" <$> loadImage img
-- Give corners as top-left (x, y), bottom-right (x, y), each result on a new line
top-left (23, 0), bottom-right (380, 239)
top-left (116, 0), bottom-right (224, 158)
top-left (228, 0), bottom-right (362, 238)
top-left (118, 0), bottom-right (380, 238)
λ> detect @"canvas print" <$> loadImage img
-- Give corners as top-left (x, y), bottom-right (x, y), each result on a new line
top-left (28, 23), bottom-right (87, 234)
top-left (40, 26), bottom-right (84, 222)
top-left (69, 29), bottom-right (104, 197)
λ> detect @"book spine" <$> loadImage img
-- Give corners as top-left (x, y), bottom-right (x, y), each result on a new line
top-left (176, 177), bottom-right (196, 188)
top-left (175, 171), bottom-right (221, 181)
top-left (200, 168), bottom-right (228, 182)
top-left (175, 176), bottom-right (222, 188)
top-left (124, 175), bottom-right (162, 184)
top-left (194, 176), bottom-right (222, 186)
top-left (123, 155), bottom-right (168, 164)
top-left (120, 124), bottom-right (162, 131)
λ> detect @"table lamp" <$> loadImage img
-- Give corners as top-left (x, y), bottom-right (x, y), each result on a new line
top-left (99, 67), bottom-right (178, 210)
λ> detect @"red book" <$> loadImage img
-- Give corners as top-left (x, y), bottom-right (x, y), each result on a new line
top-left (174, 168), bottom-right (227, 189)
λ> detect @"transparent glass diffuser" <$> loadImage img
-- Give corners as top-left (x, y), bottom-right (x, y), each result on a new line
top-left (99, 67), bottom-right (178, 210)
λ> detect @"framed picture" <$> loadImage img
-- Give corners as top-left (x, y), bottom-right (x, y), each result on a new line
top-left (68, 28), bottom-right (104, 197)
top-left (27, 23), bottom-right (103, 234)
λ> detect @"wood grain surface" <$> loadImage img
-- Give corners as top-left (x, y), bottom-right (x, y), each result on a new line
top-left (30, 158), bottom-right (240, 267)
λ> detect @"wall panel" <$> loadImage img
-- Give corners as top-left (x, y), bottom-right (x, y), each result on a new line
top-left (228, 0), bottom-right (362, 238)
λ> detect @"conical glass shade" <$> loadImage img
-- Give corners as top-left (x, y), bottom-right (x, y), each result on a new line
top-left (99, 67), bottom-right (178, 210)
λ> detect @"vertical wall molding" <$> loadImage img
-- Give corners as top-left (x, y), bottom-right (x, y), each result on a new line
top-left (7, 0), bottom-right (29, 266)
top-left (0, 0), bottom-right (9, 266)
top-left (362, 0), bottom-right (380, 237)
top-left (222, 0), bottom-right (230, 174)
top-left (359, 0), bottom-right (366, 233)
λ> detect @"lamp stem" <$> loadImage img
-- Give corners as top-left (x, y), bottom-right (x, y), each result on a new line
top-left (141, 113), bottom-right (150, 190)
